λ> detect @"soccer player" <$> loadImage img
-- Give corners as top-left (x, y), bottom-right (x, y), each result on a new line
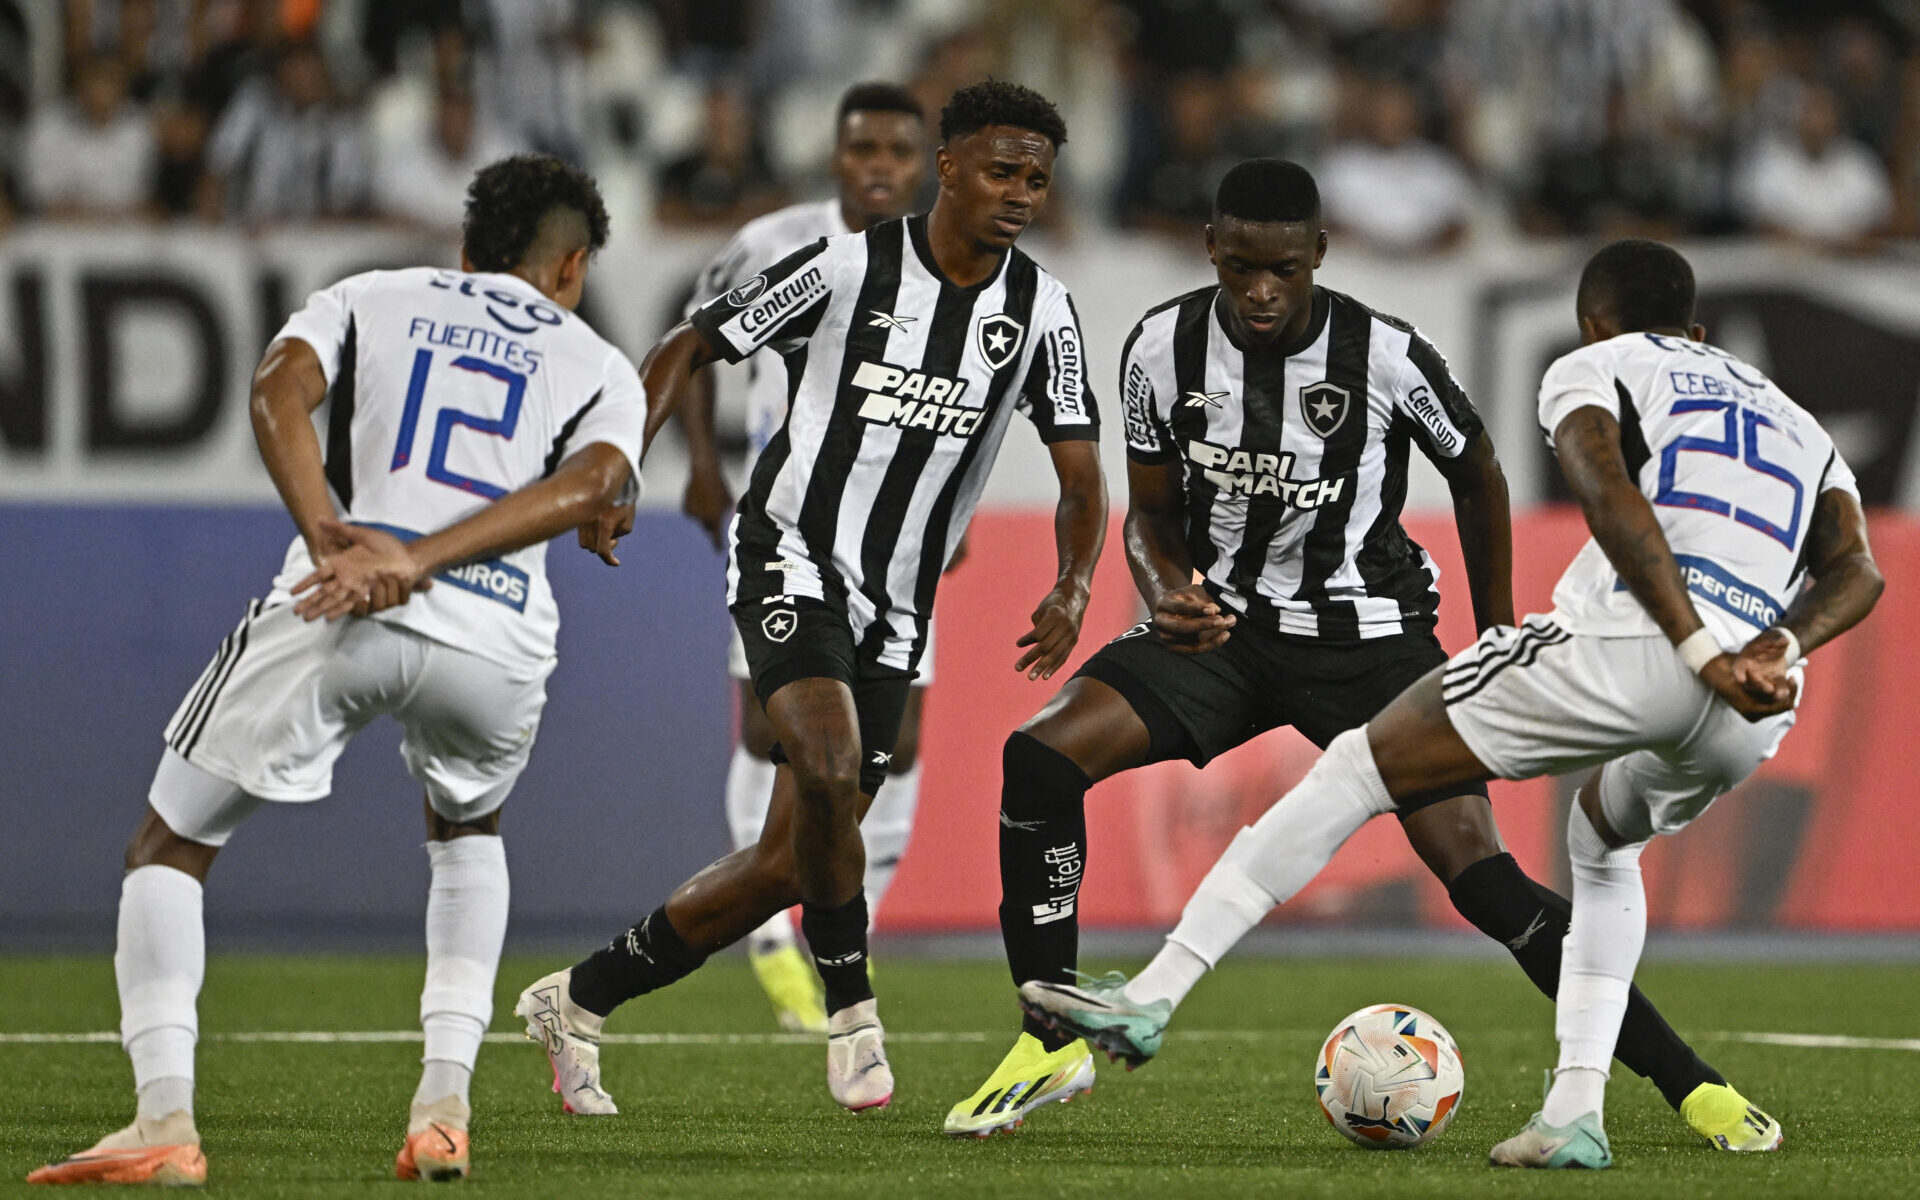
top-left (1022, 238), bottom-right (1883, 1168)
top-left (677, 82), bottom-right (944, 1034)
top-left (948, 161), bottom-right (1766, 1147)
top-left (26, 155), bottom-right (644, 1186)
top-left (516, 80), bottom-right (1105, 1114)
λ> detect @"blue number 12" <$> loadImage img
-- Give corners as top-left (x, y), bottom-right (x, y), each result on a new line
top-left (389, 349), bottom-right (526, 499)
top-left (1654, 398), bottom-right (1803, 550)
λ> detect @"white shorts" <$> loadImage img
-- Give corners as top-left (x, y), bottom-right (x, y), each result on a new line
top-left (1442, 615), bottom-right (1796, 839)
top-left (727, 611), bottom-right (937, 685)
top-left (155, 600), bottom-right (554, 843)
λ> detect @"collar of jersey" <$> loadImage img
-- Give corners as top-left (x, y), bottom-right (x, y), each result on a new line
top-left (906, 214), bottom-right (1008, 295)
top-left (1213, 286), bottom-right (1328, 357)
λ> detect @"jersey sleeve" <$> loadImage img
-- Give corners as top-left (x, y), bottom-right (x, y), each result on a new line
top-left (1392, 329), bottom-right (1483, 461)
top-left (275, 272), bottom-right (372, 385)
top-left (687, 238), bottom-right (835, 363)
top-left (1537, 344), bottom-right (1619, 446)
top-left (1016, 290), bottom-right (1100, 443)
top-left (547, 346), bottom-right (649, 500)
top-left (1817, 443), bottom-right (1862, 502)
top-left (1118, 321), bottom-right (1176, 464)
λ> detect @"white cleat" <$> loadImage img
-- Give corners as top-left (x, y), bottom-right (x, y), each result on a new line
top-left (826, 998), bottom-right (893, 1113)
top-left (514, 969), bottom-right (619, 1116)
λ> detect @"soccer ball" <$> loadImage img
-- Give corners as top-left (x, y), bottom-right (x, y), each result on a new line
top-left (1314, 1003), bottom-right (1465, 1149)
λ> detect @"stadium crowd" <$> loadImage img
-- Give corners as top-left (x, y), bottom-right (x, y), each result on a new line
top-left (1, 0), bottom-right (1913, 252)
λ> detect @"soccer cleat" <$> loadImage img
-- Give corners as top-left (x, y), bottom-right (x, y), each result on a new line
top-left (1488, 1110), bottom-right (1613, 1169)
top-left (26, 1112), bottom-right (206, 1186)
top-left (942, 1032), bottom-right (1095, 1138)
top-left (748, 942), bottom-right (829, 1034)
top-left (1018, 971), bottom-right (1170, 1068)
top-left (1681, 1082), bottom-right (1783, 1151)
top-left (826, 998), bottom-right (893, 1112)
top-left (395, 1096), bottom-right (470, 1182)
top-left (515, 969), bottom-right (619, 1116)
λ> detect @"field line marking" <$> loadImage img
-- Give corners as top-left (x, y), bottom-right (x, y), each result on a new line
top-left (6, 1029), bottom-right (1918, 1052)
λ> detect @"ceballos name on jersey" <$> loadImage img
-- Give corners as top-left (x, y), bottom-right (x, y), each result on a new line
top-left (852, 361), bottom-right (983, 437)
top-left (1186, 439), bottom-right (1348, 508)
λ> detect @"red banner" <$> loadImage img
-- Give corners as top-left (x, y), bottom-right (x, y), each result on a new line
top-left (884, 509), bottom-right (1917, 933)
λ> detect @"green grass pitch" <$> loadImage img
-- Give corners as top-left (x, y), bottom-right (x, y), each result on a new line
top-left (3, 953), bottom-right (1915, 1197)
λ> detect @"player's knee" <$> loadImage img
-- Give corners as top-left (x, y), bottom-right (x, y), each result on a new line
top-left (786, 737), bottom-right (862, 804)
top-left (124, 808), bottom-right (218, 879)
top-left (1001, 730), bottom-right (1093, 822)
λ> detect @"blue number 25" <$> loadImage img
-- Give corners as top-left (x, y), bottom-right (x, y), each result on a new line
top-left (1654, 398), bottom-right (1803, 549)
top-left (389, 349), bottom-right (526, 499)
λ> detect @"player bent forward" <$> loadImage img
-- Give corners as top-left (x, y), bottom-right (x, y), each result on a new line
top-left (28, 156), bottom-right (644, 1186)
top-left (1020, 238), bottom-right (1883, 1168)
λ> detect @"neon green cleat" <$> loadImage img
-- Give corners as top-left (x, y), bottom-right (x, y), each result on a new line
top-left (1018, 971), bottom-right (1170, 1068)
top-left (1682, 1082), bottom-right (1783, 1151)
top-left (943, 1032), bottom-right (1095, 1138)
top-left (749, 943), bottom-right (828, 1034)
top-left (1489, 1110), bottom-right (1613, 1169)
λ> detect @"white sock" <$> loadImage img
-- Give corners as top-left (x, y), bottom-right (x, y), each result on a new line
top-left (724, 744), bottom-right (779, 852)
top-left (1123, 940), bottom-right (1209, 1009)
top-left (1166, 728), bottom-right (1393, 968)
top-left (1543, 803), bottom-right (1648, 1125)
top-left (417, 836), bottom-right (508, 1109)
top-left (117, 866), bottom-right (205, 1120)
top-left (862, 762), bottom-right (920, 926)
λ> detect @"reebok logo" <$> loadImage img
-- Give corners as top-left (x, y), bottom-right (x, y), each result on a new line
top-left (868, 310), bottom-right (918, 330)
top-left (1183, 390), bottom-right (1228, 408)
top-left (852, 361), bottom-right (982, 436)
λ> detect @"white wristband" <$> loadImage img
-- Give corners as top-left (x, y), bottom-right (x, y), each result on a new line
top-left (1675, 628), bottom-right (1720, 674)
top-left (1770, 626), bottom-right (1802, 665)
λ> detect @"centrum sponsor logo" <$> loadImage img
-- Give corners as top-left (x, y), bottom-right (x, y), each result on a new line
top-left (738, 267), bottom-right (826, 335)
top-left (852, 361), bottom-right (982, 436)
top-left (1403, 384), bottom-right (1461, 455)
top-left (1185, 438), bottom-right (1349, 507)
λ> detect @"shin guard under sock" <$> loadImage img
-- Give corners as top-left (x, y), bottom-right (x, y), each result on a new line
top-left (997, 731), bottom-right (1091, 1051)
top-left (567, 905), bottom-right (709, 1018)
top-left (800, 891), bottom-right (873, 1015)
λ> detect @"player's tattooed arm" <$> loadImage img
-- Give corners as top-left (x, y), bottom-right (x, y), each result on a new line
top-left (1772, 487), bottom-right (1884, 659)
top-left (1016, 438), bottom-right (1107, 680)
top-left (1554, 404), bottom-right (1792, 719)
top-left (250, 337), bottom-right (347, 567)
top-left (1125, 458), bottom-right (1234, 654)
top-left (1434, 428), bottom-right (1515, 632)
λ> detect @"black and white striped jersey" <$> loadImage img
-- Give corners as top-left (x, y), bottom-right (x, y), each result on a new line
top-left (689, 214), bottom-right (1099, 673)
top-left (1121, 285), bottom-right (1482, 641)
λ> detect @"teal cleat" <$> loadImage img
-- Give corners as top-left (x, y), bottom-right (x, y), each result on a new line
top-left (1017, 971), bottom-right (1171, 1069)
top-left (1488, 1110), bottom-right (1614, 1169)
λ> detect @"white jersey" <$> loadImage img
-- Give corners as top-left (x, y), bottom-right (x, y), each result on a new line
top-left (270, 266), bottom-right (646, 669)
top-left (1537, 331), bottom-right (1860, 650)
top-left (684, 199), bottom-right (851, 454)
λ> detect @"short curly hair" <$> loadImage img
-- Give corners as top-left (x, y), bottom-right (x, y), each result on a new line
top-left (939, 80), bottom-right (1067, 150)
top-left (462, 154), bottom-right (610, 273)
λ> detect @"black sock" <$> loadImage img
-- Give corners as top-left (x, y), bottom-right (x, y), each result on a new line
top-left (567, 905), bottom-right (709, 1018)
top-left (801, 891), bottom-right (873, 1015)
top-left (998, 730), bottom-right (1091, 1053)
top-left (1448, 853), bottom-right (1723, 1109)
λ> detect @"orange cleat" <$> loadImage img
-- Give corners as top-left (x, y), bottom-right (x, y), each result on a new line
top-left (394, 1122), bottom-right (469, 1182)
top-left (26, 1142), bottom-right (207, 1186)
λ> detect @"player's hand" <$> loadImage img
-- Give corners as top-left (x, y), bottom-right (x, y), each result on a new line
top-left (578, 502), bottom-right (636, 566)
top-left (682, 468), bottom-right (734, 550)
top-left (292, 521), bottom-right (430, 622)
top-left (1730, 627), bottom-right (1797, 702)
top-left (1700, 653), bottom-right (1797, 721)
top-left (1153, 583), bottom-right (1235, 654)
top-left (1015, 581), bottom-right (1089, 680)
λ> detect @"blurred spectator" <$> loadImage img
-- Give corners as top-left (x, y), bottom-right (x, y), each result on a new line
top-left (151, 98), bottom-right (211, 217)
top-left (19, 57), bottom-right (156, 217)
top-left (654, 0), bottom-right (756, 81)
top-left (1318, 75), bottom-right (1474, 253)
top-left (467, 0), bottom-right (591, 163)
top-left (206, 40), bottom-right (369, 222)
top-left (1525, 88), bottom-right (1681, 236)
top-left (656, 84), bottom-right (785, 229)
top-left (1737, 79), bottom-right (1892, 250)
top-left (374, 85), bottom-right (520, 231)
top-left (361, 0), bottom-right (465, 80)
top-left (1113, 71), bottom-right (1236, 235)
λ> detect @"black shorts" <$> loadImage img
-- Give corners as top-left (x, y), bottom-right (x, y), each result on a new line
top-left (731, 594), bottom-right (913, 796)
top-left (1073, 620), bottom-right (1488, 814)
